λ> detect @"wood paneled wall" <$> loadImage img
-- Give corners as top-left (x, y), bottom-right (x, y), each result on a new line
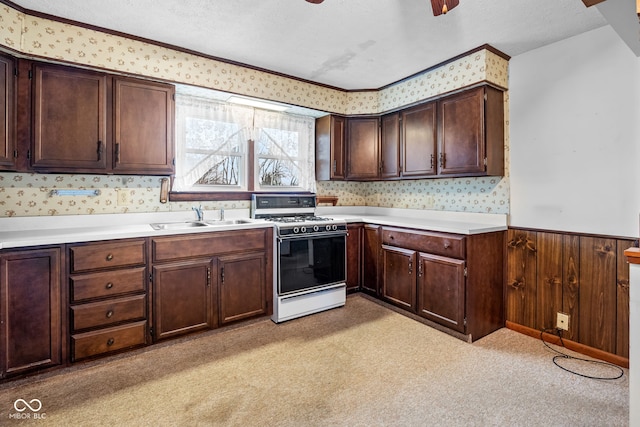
top-left (506, 229), bottom-right (635, 358)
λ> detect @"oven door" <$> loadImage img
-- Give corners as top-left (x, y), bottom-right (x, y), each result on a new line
top-left (278, 232), bottom-right (346, 295)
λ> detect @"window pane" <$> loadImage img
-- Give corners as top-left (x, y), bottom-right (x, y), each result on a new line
top-left (257, 128), bottom-right (299, 157)
top-left (195, 155), bottom-right (241, 185)
top-left (258, 158), bottom-right (299, 186)
top-left (185, 117), bottom-right (244, 152)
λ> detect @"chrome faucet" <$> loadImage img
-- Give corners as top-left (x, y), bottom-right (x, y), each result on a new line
top-left (192, 205), bottom-right (204, 221)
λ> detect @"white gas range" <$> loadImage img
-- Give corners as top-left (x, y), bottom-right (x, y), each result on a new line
top-left (251, 194), bottom-right (347, 323)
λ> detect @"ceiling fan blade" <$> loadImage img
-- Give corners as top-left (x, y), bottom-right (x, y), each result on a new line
top-left (306, 0), bottom-right (325, 3)
top-left (431, 0), bottom-right (460, 16)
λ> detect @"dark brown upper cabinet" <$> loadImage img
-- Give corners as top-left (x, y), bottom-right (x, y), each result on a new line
top-left (380, 113), bottom-right (400, 179)
top-left (0, 53), bottom-right (16, 171)
top-left (30, 62), bottom-right (174, 175)
top-left (438, 85), bottom-right (504, 177)
top-left (315, 114), bottom-right (346, 180)
top-left (401, 102), bottom-right (437, 178)
top-left (346, 117), bottom-right (380, 180)
top-left (113, 78), bottom-right (174, 174)
top-left (315, 84), bottom-right (504, 182)
top-left (32, 63), bottom-right (108, 171)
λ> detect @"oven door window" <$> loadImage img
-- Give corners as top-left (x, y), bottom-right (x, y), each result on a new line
top-left (279, 235), bottom-right (346, 295)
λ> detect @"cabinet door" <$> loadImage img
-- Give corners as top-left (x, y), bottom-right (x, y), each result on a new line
top-left (346, 223), bottom-right (362, 292)
top-left (152, 259), bottom-right (214, 340)
top-left (417, 253), bottom-right (465, 333)
top-left (315, 115), bottom-right (345, 180)
top-left (0, 53), bottom-right (16, 170)
top-left (0, 248), bottom-right (63, 378)
top-left (113, 78), bottom-right (174, 174)
top-left (438, 86), bottom-right (485, 175)
top-left (218, 252), bottom-right (266, 324)
top-left (381, 245), bottom-right (416, 310)
top-left (32, 64), bottom-right (108, 171)
top-left (362, 224), bottom-right (380, 295)
top-left (380, 113), bottom-right (400, 179)
top-left (401, 102), bottom-right (437, 177)
top-left (346, 117), bottom-right (379, 180)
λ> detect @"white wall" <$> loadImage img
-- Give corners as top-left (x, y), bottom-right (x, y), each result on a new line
top-left (509, 25), bottom-right (640, 237)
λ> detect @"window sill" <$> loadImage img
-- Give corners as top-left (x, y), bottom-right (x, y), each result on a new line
top-left (168, 190), bottom-right (315, 202)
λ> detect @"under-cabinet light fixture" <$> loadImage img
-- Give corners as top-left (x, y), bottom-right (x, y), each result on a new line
top-left (227, 96), bottom-right (289, 112)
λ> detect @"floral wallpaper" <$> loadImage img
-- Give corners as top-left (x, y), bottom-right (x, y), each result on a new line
top-left (0, 3), bottom-right (510, 218)
top-left (316, 177), bottom-right (509, 214)
top-left (0, 4), bottom-right (507, 116)
top-left (0, 173), bottom-right (246, 217)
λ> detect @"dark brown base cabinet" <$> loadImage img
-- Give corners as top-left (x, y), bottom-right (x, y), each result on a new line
top-left (0, 247), bottom-right (64, 378)
top-left (346, 223), bottom-right (362, 292)
top-left (152, 259), bottom-right (215, 340)
top-left (378, 226), bottom-right (504, 341)
top-left (68, 239), bottom-right (149, 361)
top-left (150, 228), bottom-right (273, 342)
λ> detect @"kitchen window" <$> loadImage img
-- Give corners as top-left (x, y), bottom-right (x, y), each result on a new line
top-left (172, 87), bottom-right (316, 198)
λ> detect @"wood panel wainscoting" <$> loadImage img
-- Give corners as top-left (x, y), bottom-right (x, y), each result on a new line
top-left (505, 228), bottom-right (637, 368)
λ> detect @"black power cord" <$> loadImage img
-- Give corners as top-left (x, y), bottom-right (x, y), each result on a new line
top-left (539, 328), bottom-right (624, 380)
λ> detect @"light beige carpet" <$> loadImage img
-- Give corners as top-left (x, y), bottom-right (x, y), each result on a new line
top-left (0, 294), bottom-right (629, 426)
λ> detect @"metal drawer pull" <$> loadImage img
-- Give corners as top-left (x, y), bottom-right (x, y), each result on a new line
top-left (444, 242), bottom-right (450, 249)
top-left (106, 310), bottom-right (114, 318)
top-left (106, 254), bottom-right (114, 261)
top-left (106, 338), bottom-right (115, 346)
top-left (106, 282), bottom-right (114, 289)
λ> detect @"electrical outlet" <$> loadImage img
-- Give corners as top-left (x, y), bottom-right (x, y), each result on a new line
top-left (556, 312), bottom-right (569, 331)
top-left (117, 189), bottom-right (131, 206)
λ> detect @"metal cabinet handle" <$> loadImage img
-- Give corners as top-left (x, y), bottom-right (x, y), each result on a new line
top-left (106, 253), bottom-right (114, 261)
top-left (106, 338), bottom-right (115, 346)
top-left (408, 260), bottom-right (413, 275)
top-left (106, 310), bottom-right (114, 318)
top-left (430, 154), bottom-right (434, 169)
top-left (97, 140), bottom-right (103, 161)
top-left (106, 282), bottom-right (114, 289)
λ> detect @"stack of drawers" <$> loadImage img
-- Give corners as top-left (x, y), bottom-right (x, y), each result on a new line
top-left (68, 239), bottom-right (148, 361)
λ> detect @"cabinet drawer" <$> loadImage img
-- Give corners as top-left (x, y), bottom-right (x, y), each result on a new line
top-left (70, 267), bottom-right (146, 302)
top-left (381, 227), bottom-right (465, 259)
top-left (71, 320), bottom-right (147, 361)
top-left (152, 228), bottom-right (267, 262)
top-left (69, 240), bottom-right (146, 273)
top-left (71, 294), bottom-right (146, 331)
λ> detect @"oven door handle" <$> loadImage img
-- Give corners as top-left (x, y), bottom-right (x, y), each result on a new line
top-left (278, 231), bottom-right (347, 242)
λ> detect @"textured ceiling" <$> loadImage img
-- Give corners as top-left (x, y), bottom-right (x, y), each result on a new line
top-left (11, 0), bottom-right (607, 90)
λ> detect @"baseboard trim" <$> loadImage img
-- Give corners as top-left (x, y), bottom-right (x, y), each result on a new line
top-left (505, 321), bottom-right (629, 369)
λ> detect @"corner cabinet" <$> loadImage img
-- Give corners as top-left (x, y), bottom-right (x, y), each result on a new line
top-left (0, 53), bottom-right (17, 170)
top-left (0, 247), bottom-right (64, 379)
top-left (30, 62), bottom-right (175, 175)
top-left (380, 226), bottom-right (504, 341)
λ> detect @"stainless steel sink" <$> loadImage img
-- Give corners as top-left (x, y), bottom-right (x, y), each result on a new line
top-left (150, 221), bottom-right (209, 230)
top-left (204, 219), bottom-right (253, 226)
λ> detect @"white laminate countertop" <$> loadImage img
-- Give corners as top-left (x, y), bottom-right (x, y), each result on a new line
top-left (0, 207), bottom-right (508, 249)
top-left (316, 206), bottom-right (508, 235)
top-left (0, 210), bottom-right (270, 249)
